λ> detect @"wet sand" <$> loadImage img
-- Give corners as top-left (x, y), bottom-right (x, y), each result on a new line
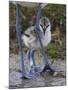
top-left (9, 54), bottom-right (66, 89)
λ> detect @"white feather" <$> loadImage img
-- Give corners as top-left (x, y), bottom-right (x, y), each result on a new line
top-left (22, 17), bottom-right (51, 49)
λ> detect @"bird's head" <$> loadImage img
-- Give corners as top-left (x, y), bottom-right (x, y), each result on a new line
top-left (39, 17), bottom-right (51, 34)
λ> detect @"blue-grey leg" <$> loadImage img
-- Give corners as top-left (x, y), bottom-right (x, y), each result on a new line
top-left (34, 4), bottom-right (55, 73)
top-left (26, 49), bottom-right (38, 78)
top-left (26, 48), bottom-right (31, 65)
top-left (31, 49), bottom-right (38, 72)
top-left (16, 3), bottom-right (28, 79)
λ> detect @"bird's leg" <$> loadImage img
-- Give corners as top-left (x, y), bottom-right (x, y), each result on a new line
top-left (31, 49), bottom-right (38, 72)
top-left (41, 64), bottom-right (55, 73)
top-left (35, 31), bottom-right (55, 74)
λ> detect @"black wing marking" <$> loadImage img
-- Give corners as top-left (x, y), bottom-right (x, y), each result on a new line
top-left (24, 33), bottom-right (30, 37)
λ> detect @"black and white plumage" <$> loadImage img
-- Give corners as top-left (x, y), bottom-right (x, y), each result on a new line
top-left (22, 17), bottom-right (51, 49)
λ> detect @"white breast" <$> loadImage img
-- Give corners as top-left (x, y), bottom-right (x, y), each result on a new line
top-left (22, 26), bottom-right (51, 49)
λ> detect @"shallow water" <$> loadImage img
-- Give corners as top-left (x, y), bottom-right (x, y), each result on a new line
top-left (9, 54), bottom-right (66, 89)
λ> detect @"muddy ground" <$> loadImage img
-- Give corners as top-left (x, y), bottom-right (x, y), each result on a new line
top-left (9, 54), bottom-right (66, 89)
